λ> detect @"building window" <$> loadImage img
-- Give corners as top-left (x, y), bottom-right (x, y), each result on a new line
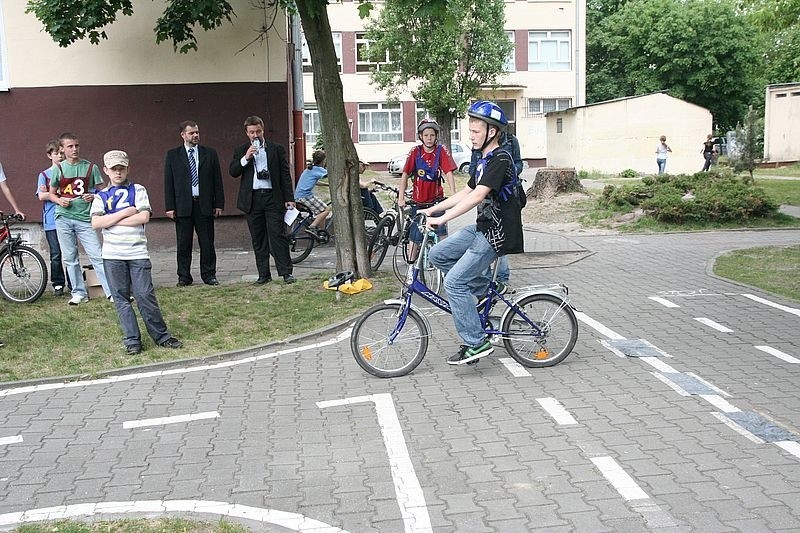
top-left (526, 97), bottom-right (572, 117)
top-left (358, 103), bottom-right (402, 143)
top-left (776, 93), bottom-right (787, 98)
top-left (415, 105), bottom-right (461, 141)
top-left (302, 32), bottom-right (341, 73)
top-left (304, 106), bottom-right (322, 145)
top-left (504, 31), bottom-right (516, 72)
top-left (0, 2), bottom-right (8, 90)
top-left (356, 32), bottom-right (392, 73)
top-left (556, 118), bottom-right (563, 133)
top-left (528, 31), bottom-right (571, 71)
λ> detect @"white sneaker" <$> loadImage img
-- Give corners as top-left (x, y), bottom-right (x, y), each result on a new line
top-left (68, 295), bottom-right (88, 306)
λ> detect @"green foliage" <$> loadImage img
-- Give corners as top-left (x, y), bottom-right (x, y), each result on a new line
top-left (366, 0), bottom-right (513, 126)
top-left (154, 0), bottom-right (235, 53)
top-left (619, 169), bottom-right (637, 178)
top-left (313, 131), bottom-right (325, 151)
top-left (587, 0), bottom-right (762, 130)
top-left (578, 170), bottom-right (589, 179)
top-left (731, 106), bottom-right (763, 180)
top-left (599, 170), bottom-right (778, 223)
top-left (25, 0), bottom-right (133, 47)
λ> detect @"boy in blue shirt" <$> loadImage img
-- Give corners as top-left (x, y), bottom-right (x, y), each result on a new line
top-left (294, 150), bottom-right (331, 238)
top-left (35, 140), bottom-right (69, 296)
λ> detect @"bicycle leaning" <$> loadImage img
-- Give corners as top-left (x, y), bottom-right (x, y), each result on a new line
top-left (367, 181), bottom-right (443, 293)
top-left (286, 202), bottom-right (381, 264)
top-left (0, 212), bottom-right (48, 303)
top-left (351, 213), bottom-right (579, 378)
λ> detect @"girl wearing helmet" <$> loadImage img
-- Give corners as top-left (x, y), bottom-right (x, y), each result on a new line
top-left (398, 118), bottom-right (457, 260)
top-left (419, 101), bottom-right (524, 366)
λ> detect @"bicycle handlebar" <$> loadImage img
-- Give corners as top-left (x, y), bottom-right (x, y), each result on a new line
top-left (0, 212), bottom-right (23, 224)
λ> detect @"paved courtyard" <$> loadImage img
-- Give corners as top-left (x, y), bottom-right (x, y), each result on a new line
top-left (1, 229), bottom-right (799, 531)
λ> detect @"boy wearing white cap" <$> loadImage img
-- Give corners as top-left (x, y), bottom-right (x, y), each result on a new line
top-left (91, 150), bottom-right (183, 356)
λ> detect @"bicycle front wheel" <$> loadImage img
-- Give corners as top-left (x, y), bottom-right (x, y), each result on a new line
top-left (286, 216), bottom-right (314, 264)
top-left (0, 245), bottom-right (48, 303)
top-left (351, 303), bottom-right (429, 378)
top-left (502, 293), bottom-right (578, 367)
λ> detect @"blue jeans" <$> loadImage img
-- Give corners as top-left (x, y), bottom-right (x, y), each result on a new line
top-left (429, 225), bottom-right (498, 347)
top-left (55, 217), bottom-right (110, 299)
top-left (104, 258), bottom-right (171, 348)
top-left (657, 159), bottom-right (666, 174)
top-left (45, 229), bottom-right (68, 289)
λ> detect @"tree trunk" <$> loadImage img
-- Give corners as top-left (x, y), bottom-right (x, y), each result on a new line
top-left (528, 167), bottom-right (585, 200)
top-left (296, 1), bottom-right (370, 277)
top-left (436, 112), bottom-right (454, 154)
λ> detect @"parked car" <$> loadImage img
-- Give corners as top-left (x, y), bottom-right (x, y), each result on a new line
top-left (387, 143), bottom-right (473, 176)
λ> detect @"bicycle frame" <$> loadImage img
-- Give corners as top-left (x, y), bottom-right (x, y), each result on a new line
top-left (385, 216), bottom-right (549, 344)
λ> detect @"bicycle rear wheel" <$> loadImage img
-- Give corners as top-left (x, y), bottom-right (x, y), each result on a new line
top-left (363, 208), bottom-right (381, 239)
top-left (368, 215), bottom-right (393, 271)
top-left (351, 302), bottom-right (429, 378)
top-left (502, 293), bottom-right (578, 367)
top-left (0, 245), bottom-right (48, 303)
top-left (286, 215), bottom-right (315, 264)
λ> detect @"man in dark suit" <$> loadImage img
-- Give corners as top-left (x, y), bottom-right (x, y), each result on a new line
top-left (229, 115), bottom-right (296, 284)
top-left (164, 120), bottom-right (225, 286)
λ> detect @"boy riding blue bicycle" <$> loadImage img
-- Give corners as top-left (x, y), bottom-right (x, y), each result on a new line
top-left (422, 101), bottom-right (524, 365)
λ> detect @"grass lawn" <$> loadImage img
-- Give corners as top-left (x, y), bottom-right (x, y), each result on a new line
top-left (714, 245), bottom-right (800, 302)
top-left (15, 518), bottom-right (247, 532)
top-left (0, 273), bottom-right (399, 382)
top-left (753, 178), bottom-right (800, 206)
top-left (754, 164), bottom-right (800, 178)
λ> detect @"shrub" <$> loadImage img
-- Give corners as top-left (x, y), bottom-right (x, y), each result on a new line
top-left (578, 170), bottom-right (589, 179)
top-left (619, 168), bottom-right (637, 179)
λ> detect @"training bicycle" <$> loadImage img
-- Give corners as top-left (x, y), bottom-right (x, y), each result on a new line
top-left (286, 202), bottom-right (381, 264)
top-left (351, 214), bottom-right (579, 378)
top-left (0, 212), bottom-right (48, 303)
top-left (367, 181), bottom-right (443, 293)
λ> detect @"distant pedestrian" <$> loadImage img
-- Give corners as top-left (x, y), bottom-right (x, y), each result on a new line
top-left (229, 116), bottom-right (296, 284)
top-left (91, 150), bottom-right (183, 356)
top-left (35, 140), bottom-right (70, 296)
top-left (701, 134), bottom-right (716, 171)
top-left (48, 132), bottom-right (112, 305)
top-left (656, 135), bottom-right (672, 175)
top-left (164, 120), bottom-right (225, 287)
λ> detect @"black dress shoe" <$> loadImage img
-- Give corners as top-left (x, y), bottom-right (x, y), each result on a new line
top-left (176, 280), bottom-right (192, 287)
top-left (255, 276), bottom-right (273, 285)
top-left (283, 274), bottom-right (296, 284)
top-left (204, 278), bottom-right (220, 286)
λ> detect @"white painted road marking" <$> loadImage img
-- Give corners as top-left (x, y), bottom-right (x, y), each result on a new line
top-left (0, 328), bottom-right (353, 398)
top-left (710, 412), bottom-right (764, 444)
top-left (755, 345), bottom-right (800, 364)
top-left (123, 411), bottom-right (219, 429)
top-left (537, 397), bottom-right (578, 425)
top-left (499, 358), bottom-right (531, 377)
top-left (317, 394), bottom-right (432, 533)
top-left (0, 500), bottom-right (349, 532)
top-left (694, 317), bottom-right (734, 333)
top-left (741, 293), bottom-right (800, 317)
top-left (590, 456), bottom-right (649, 501)
top-left (648, 296), bottom-right (679, 308)
top-left (575, 312), bottom-right (626, 340)
top-left (651, 372), bottom-right (691, 396)
top-left (700, 395), bottom-right (740, 413)
top-left (685, 372), bottom-right (730, 396)
top-left (775, 441), bottom-right (800, 461)
top-left (0, 435), bottom-right (23, 446)
top-left (638, 357), bottom-right (679, 373)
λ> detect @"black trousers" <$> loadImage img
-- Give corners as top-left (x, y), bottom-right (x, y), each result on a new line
top-left (246, 189), bottom-right (292, 278)
top-left (175, 198), bottom-right (217, 284)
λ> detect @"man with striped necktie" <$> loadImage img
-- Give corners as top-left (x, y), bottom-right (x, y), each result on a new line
top-left (164, 120), bottom-right (225, 287)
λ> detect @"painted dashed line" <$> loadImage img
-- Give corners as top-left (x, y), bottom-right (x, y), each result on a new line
top-left (638, 357), bottom-right (679, 373)
top-left (694, 317), bottom-right (734, 333)
top-left (741, 293), bottom-right (800, 317)
top-left (684, 372), bottom-right (730, 396)
top-left (775, 441), bottom-right (800, 460)
top-left (0, 328), bottom-right (353, 398)
top-left (0, 435), bottom-right (23, 446)
top-left (699, 394), bottom-right (740, 413)
top-left (575, 311), bottom-right (626, 340)
top-left (651, 372), bottom-right (691, 396)
top-left (317, 394), bottom-right (432, 533)
top-left (755, 345), bottom-right (800, 364)
top-left (536, 397), bottom-right (577, 425)
top-left (648, 296), bottom-right (679, 308)
top-left (710, 412), bottom-right (764, 443)
top-left (0, 500), bottom-right (349, 532)
top-left (498, 358), bottom-right (531, 377)
top-left (590, 457), bottom-right (649, 501)
top-left (122, 411), bottom-right (219, 429)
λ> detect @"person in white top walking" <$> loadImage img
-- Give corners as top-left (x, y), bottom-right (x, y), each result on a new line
top-left (655, 135), bottom-right (672, 175)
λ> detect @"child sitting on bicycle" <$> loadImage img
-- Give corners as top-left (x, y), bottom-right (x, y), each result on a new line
top-left (398, 119), bottom-right (457, 261)
top-left (422, 101), bottom-right (524, 366)
top-left (294, 150), bottom-right (331, 239)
